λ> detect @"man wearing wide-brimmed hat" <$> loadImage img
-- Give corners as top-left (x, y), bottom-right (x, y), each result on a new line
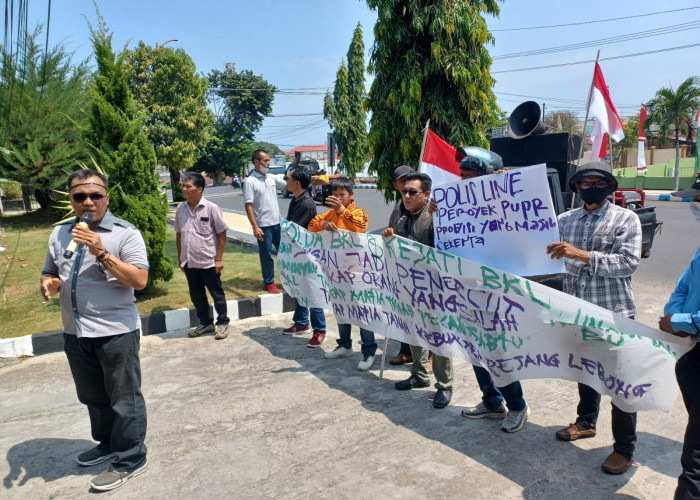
top-left (546, 161), bottom-right (642, 475)
top-left (660, 174), bottom-right (700, 498)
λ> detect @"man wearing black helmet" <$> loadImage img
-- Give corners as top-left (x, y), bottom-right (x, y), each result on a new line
top-left (547, 161), bottom-right (641, 475)
top-left (436, 147), bottom-right (531, 433)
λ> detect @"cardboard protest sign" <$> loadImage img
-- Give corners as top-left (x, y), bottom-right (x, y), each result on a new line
top-left (279, 221), bottom-right (693, 413)
top-left (431, 164), bottom-right (564, 276)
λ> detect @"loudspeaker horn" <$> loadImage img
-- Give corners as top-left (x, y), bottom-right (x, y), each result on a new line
top-left (507, 101), bottom-right (546, 139)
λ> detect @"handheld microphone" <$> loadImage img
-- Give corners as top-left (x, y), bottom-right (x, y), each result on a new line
top-left (63, 212), bottom-right (93, 258)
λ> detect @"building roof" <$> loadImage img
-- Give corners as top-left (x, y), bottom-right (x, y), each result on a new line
top-left (286, 145), bottom-right (327, 155)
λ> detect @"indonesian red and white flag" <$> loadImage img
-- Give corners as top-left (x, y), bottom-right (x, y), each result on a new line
top-left (637, 104), bottom-right (647, 174)
top-left (556, 113), bottom-right (562, 132)
top-left (419, 129), bottom-right (460, 187)
top-left (589, 63), bottom-right (624, 159)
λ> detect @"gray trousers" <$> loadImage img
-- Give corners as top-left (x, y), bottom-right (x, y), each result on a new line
top-left (409, 345), bottom-right (453, 390)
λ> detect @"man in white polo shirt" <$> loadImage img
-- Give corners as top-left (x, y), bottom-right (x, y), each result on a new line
top-left (243, 149), bottom-right (287, 293)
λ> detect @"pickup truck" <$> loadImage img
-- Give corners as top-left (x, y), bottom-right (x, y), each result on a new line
top-left (611, 188), bottom-right (644, 210)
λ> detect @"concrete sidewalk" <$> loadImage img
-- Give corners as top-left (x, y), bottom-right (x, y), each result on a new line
top-left (0, 313), bottom-right (686, 499)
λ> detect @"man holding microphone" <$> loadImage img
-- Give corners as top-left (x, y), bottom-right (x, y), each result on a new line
top-left (41, 169), bottom-right (150, 492)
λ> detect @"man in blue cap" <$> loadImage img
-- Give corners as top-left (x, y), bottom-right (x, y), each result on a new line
top-left (450, 147), bottom-right (531, 433)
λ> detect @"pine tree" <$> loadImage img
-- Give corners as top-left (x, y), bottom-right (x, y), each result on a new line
top-left (85, 12), bottom-right (173, 287)
top-left (0, 27), bottom-right (90, 209)
top-left (324, 23), bottom-right (368, 177)
top-left (366, 0), bottom-right (501, 200)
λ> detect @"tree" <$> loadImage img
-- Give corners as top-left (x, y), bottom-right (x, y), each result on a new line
top-left (252, 141), bottom-right (285, 157)
top-left (192, 124), bottom-right (285, 180)
top-left (646, 76), bottom-right (700, 190)
top-left (0, 27), bottom-right (90, 209)
top-left (324, 23), bottom-right (369, 177)
top-left (124, 42), bottom-right (213, 199)
top-left (203, 66), bottom-right (276, 182)
top-left (544, 110), bottom-right (579, 135)
top-left (85, 12), bottom-right (173, 287)
top-left (366, 0), bottom-right (501, 200)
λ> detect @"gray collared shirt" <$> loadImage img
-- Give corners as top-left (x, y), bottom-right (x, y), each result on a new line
top-left (557, 201), bottom-right (641, 317)
top-left (42, 210), bottom-right (149, 338)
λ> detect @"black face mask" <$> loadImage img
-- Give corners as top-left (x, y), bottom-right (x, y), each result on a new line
top-left (580, 186), bottom-right (609, 205)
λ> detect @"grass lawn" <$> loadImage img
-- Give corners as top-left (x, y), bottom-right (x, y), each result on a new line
top-left (0, 210), bottom-right (272, 339)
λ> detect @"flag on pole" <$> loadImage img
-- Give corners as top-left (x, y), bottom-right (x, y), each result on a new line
top-left (589, 63), bottom-right (624, 160)
top-left (637, 104), bottom-right (647, 174)
top-left (557, 114), bottom-right (562, 132)
top-left (419, 129), bottom-right (460, 187)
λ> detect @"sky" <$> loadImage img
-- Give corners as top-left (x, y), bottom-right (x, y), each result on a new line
top-left (11, 0), bottom-right (700, 152)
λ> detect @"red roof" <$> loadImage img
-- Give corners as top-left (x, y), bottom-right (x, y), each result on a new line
top-left (286, 145), bottom-right (328, 155)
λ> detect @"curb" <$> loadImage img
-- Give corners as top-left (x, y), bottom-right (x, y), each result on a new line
top-left (0, 292), bottom-right (296, 358)
top-left (646, 193), bottom-right (694, 202)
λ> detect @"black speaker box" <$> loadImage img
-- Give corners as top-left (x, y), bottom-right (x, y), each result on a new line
top-left (490, 133), bottom-right (583, 192)
top-left (490, 133), bottom-right (582, 166)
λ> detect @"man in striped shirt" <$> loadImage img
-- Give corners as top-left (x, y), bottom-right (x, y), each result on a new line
top-left (175, 172), bottom-right (231, 340)
top-left (547, 161), bottom-right (641, 475)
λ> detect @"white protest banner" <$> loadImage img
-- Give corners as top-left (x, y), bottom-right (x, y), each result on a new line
top-left (279, 221), bottom-right (693, 413)
top-left (431, 164), bottom-right (564, 276)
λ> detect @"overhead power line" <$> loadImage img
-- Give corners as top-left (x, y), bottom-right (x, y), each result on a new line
top-left (492, 43), bottom-right (700, 74)
top-left (491, 6), bottom-right (700, 32)
top-left (493, 20), bottom-right (700, 59)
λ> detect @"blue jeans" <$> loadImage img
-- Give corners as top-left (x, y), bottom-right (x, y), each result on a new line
top-left (257, 224), bottom-right (281, 285)
top-left (293, 299), bottom-right (326, 333)
top-left (473, 365), bottom-right (526, 411)
top-left (64, 331), bottom-right (147, 472)
top-left (337, 323), bottom-right (376, 356)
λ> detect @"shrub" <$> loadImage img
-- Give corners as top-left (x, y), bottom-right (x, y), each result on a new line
top-left (0, 180), bottom-right (22, 199)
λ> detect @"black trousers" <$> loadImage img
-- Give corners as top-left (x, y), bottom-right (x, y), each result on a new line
top-left (675, 343), bottom-right (700, 499)
top-left (64, 331), bottom-right (147, 471)
top-left (184, 266), bottom-right (229, 326)
top-left (575, 382), bottom-right (637, 459)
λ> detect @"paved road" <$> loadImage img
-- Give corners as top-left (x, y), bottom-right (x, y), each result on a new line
top-left (0, 319), bottom-right (690, 499)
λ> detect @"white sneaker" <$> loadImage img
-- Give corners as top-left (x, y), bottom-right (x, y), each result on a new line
top-left (324, 346), bottom-right (354, 359)
top-left (461, 401), bottom-right (507, 419)
top-left (214, 323), bottom-right (230, 340)
top-left (357, 354), bottom-right (375, 371)
top-left (501, 406), bottom-right (531, 433)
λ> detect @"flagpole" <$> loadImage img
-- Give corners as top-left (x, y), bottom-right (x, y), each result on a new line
top-left (608, 131), bottom-right (614, 169)
top-left (418, 119), bottom-right (430, 169)
top-left (571, 51), bottom-right (600, 209)
top-left (577, 50), bottom-right (600, 165)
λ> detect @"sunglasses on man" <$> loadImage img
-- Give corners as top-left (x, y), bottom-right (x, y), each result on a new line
top-left (401, 189), bottom-right (425, 196)
top-left (72, 192), bottom-right (106, 203)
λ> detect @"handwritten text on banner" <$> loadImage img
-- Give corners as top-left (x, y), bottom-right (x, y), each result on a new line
top-left (279, 221), bottom-right (692, 413)
top-left (432, 164), bottom-right (564, 276)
